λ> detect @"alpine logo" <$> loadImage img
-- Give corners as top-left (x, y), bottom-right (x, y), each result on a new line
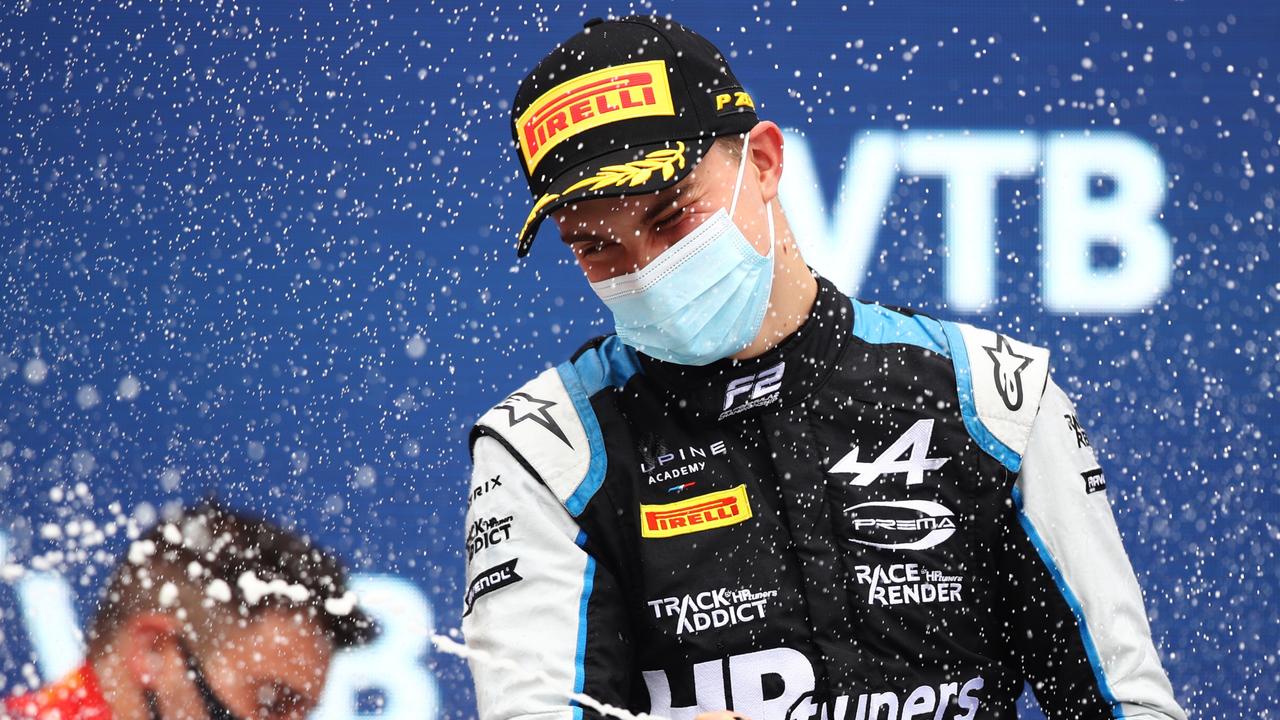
top-left (720, 362), bottom-right (785, 419)
top-left (982, 334), bottom-right (1034, 411)
top-left (843, 499), bottom-right (958, 550)
top-left (640, 485), bottom-right (753, 538)
top-left (830, 418), bottom-right (951, 487)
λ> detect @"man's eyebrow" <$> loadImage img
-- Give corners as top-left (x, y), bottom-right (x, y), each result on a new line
top-left (640, 182), bottom-right (698, 224)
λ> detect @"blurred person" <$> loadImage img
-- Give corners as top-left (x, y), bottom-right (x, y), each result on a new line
top-left (460, 14), bottom-right (1185, 720)
top-left (3, 502), bottom-right (375, 720)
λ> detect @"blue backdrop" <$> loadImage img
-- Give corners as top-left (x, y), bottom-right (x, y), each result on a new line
top-left (1, 1), bottom-right (1276, 717)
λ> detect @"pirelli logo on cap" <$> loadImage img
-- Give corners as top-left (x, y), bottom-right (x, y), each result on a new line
top-left (517, 60), bottom-right (675, 173)
top-left (640, 485), bottom-right (752, 539)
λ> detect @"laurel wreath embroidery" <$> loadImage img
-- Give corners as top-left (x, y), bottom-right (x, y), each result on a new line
top-left (519, 142), bottom-right (687, 244)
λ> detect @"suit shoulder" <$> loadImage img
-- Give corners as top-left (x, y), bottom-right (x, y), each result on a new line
top-left (469, 335), bottom-right (640, 516)
top-left (938, 320), bottom-right (1051, 473)
top-left (846, 298), bottom-right (1050, 472)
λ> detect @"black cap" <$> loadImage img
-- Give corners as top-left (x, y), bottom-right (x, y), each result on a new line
top-left (143, 501), bottom-right (377, 648)
top-left (510, 15), bottom-right (759, 257)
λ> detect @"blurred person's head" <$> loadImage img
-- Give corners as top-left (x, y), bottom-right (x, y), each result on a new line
top-left (85, 501), bottom-right (375, 720)
top-left (509, 16), bottom-right (813, 366)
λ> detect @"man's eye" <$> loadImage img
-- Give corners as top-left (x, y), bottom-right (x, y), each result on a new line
top-left (653, 206), bottom-right (688, 231)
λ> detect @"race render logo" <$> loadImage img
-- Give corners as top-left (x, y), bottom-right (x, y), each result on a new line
top-left (648, 586), bottom-right (778, 635)
top-left (843, 499), bottom-right (957, 551)
top-left (465, 515), bottom-right (513, 561)
top-left (720, 362), bottom-right (785, 419)
top-left (640, 485), bottom-right (753, 538)
top-left (516, 60), bottom-right (675, 172)
top-left (642, 646), bottom-right (986, 720)
top-left (852, 562), bottom-right (964, 607)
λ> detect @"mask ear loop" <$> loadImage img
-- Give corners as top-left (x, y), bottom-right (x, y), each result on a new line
top-left (728, 132), bottom-right (752, 218)
top-left (728, 131), bottom-right (776, 258)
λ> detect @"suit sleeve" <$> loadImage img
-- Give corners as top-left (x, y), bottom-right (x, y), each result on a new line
top-left (1006, 378), bottom-right (1186, 720)
top-left (462, 434), bottom-right (634, 720)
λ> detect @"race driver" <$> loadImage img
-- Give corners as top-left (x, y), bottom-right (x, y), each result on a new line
top-left (461, 15), bottom-right (1186, 720)
top-left (4, 502), bottom-right (375, 720)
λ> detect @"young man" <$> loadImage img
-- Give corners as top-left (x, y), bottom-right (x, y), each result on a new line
top-left (4, 502), bottom-right (375, 720)
top-left (462, 15), bottom-right (1186, 720)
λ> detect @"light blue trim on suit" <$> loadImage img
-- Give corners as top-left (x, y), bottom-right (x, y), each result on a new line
top-left (851, 299), bottom-right (950, 356)
top-left (555, 336), bottom-right (641, 516)
top-left (938, 321), bottom-right (1023, 473)
top-left (570, 529), bottom-right (596, 720)
top-left (1011, 487), bottom-right (1123, 716)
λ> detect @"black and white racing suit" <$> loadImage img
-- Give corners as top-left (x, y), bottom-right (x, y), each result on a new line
top-left (461, 276), bottom-right (1186, 720)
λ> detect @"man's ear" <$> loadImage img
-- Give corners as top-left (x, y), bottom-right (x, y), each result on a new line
top-left (121, 613), bottom-right (181, 688)
top-left (747, 121), bottom-right (785, 203)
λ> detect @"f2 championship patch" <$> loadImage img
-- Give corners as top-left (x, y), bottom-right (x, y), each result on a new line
top-left (516, 60), bottom-right (675, 173)
top-left (640, 485), bottom-right (753, 539)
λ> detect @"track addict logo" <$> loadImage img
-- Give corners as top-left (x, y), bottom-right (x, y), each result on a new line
top-left (465, 515), bottom-right (513, 561)
top-left (843, 499), bottom-right (957, 551)
top-left (647, 586), bottom-right (777, 635)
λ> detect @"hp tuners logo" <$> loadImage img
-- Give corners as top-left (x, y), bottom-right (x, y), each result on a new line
top-left (778, 129), bottom-right (1172, 313)
top-left (643, 646), bottom-right (985, 720)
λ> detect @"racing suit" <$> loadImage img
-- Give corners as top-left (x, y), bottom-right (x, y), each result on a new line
top-left (461, 276), bottom-right (1186, 720)
top-left (4, 665), bottom-right (112, 720)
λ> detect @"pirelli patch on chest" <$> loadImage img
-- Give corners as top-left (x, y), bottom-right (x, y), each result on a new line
top-left (640, 485), bottom-right (752, 539)
top-left (516, 60), bottom-right (675, 173)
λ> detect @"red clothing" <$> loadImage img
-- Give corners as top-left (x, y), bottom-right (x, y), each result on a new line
top-left (4, 665), bottom-right (112, 720)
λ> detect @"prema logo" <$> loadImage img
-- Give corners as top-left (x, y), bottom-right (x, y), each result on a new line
top-left (843, 499), bottom-right (957, 550)
top-left (516, 60), bottom-right (675, 172)
top-left (641, 485), bottom-right (753, 539)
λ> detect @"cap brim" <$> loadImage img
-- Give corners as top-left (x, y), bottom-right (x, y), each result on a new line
top-left (515, 136), bottom-right (715, 257)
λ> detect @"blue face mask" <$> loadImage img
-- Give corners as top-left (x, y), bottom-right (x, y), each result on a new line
top-left (589, 134), bottom-right (776, 366)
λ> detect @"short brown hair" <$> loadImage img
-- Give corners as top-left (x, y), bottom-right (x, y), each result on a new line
top-left (87, 501), bottom-right (374, 657)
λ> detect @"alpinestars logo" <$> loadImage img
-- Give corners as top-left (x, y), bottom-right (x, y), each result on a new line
top-left (982, 334), bottom-right (1034, 411)
top-left (720, 362), bottom-right (785, 419)
top-left (647, 587), bottom-right (777, 635)
top-left (496, 392), bottom-right (571, 447)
